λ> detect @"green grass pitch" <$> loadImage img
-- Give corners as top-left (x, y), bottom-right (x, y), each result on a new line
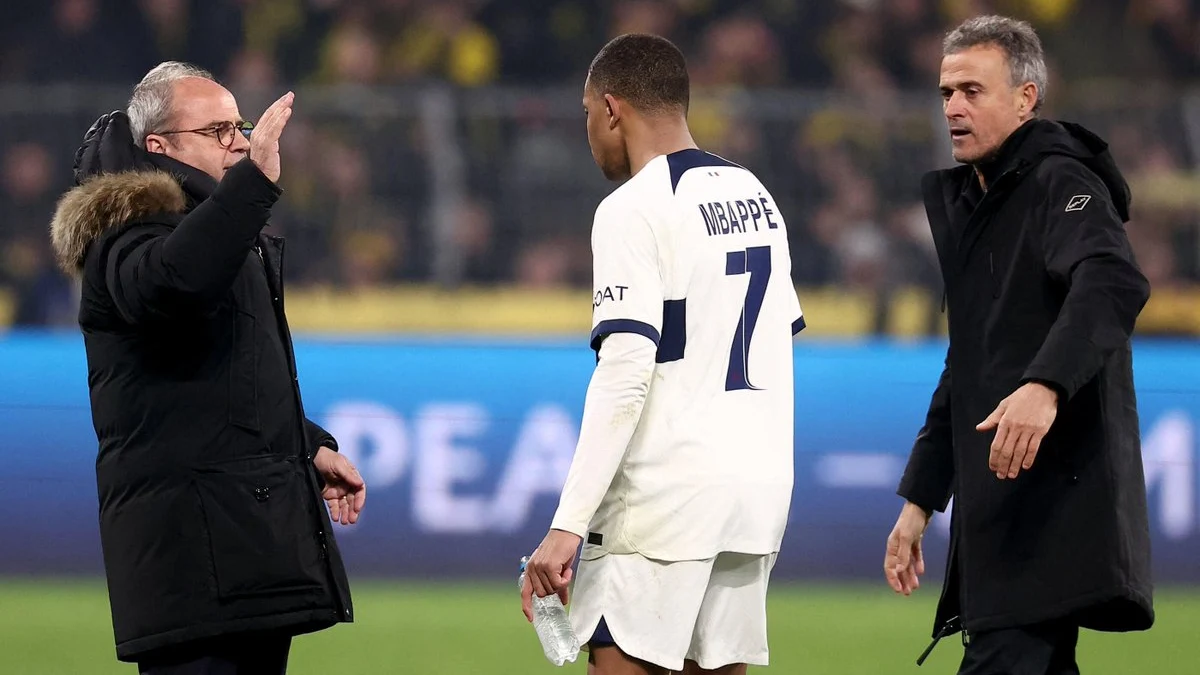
top-left (3, 579), bottom-right (1197, 674)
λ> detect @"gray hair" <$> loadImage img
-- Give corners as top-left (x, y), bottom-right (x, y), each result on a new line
top-left (127, 61), bottom-right (216, 147)
top-left (944, 15), bottom-right (1048, 114)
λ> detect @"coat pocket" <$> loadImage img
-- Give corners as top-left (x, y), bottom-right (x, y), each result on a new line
top-left (229, 308), bottom-right (260, 432)
top-left (987, 251), bottom-right (1002, 299)
top-left (193, 455), bottom-right (325, 600)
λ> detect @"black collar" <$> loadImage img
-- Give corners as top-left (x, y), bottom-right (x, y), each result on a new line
top-left (145, 153), bottom-right (219, 209)
top-left (960, 119), bottom-right (1041, 197)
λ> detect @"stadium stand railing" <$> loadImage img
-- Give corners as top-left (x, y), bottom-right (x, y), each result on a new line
top-left (2, 83), bottom-right (1198, 336)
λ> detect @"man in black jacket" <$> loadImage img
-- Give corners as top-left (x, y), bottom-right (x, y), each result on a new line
top-left (883, 16), bottom-right (1154, 675)
top-left (49, 61), bottom-right (365, 674)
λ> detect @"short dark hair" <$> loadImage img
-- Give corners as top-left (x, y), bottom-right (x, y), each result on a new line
top-left (587, 34), bottom-right (689, 115)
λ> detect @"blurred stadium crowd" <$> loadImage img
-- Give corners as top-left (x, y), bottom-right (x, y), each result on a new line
top-left (2, 0), bottom-right (1199, 332)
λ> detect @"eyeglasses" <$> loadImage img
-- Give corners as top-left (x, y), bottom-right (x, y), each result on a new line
top-left (156, 120), bottom-right (255, 148)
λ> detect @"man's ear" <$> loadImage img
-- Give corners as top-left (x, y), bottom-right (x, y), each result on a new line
top-left (144, 134), bottom-right (168, 155)
top-left (1019, 82), bottom-right (1039, 118)
top-left (604, 93), bottom-right (621, 131)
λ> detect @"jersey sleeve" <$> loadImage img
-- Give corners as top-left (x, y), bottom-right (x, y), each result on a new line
top-left (589, 201), bottom-right (665, 353)
top-left (550, 331), bottom-right (657, 537)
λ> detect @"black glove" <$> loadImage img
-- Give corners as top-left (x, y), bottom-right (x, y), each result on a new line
top-left (72, 111), bottom-right (154, 186)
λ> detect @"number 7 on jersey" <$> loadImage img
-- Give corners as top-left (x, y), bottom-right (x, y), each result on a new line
top-left (725, 245), bottom-right (771, 392)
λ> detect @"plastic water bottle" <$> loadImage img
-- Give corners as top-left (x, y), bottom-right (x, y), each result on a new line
top-left (520, 555), bottom-right (581, 666)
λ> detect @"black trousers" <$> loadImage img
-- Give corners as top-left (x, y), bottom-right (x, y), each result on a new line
top-left (136, 632), bottom-right (292, 675)
top-left (958, 621), bottom-right (1080, 675)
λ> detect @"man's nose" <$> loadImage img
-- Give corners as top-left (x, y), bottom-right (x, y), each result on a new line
top-left (945, 92), bottom-right (967, 119)
top-left (229, 129), bottom-right (250, 154)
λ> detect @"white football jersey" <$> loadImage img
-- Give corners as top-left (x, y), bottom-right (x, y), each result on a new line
top-left (584, 148), bottom-right (802, 561)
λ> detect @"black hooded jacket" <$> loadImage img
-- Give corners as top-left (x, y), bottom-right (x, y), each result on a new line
top-left (898, 119), bottom-right (1154, 640)
top-left (50, 116), bottom-right (353, 662)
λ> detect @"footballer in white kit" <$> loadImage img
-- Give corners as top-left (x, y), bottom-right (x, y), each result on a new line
top-left (520, 34), bottom-right (802, 675)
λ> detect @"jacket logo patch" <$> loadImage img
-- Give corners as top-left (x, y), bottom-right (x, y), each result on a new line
top-left (1065, 195), bottom-right (1091, 212)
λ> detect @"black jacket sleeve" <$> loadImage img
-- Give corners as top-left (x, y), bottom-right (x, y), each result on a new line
top-left (1021, 159), bottom-right (1151, 400)
top-left (306, 418), bottom-right (338, 452)
top-left (102, 158), bottom-right (281, 324)
top-left (897, 349), bottom-right (955, 514)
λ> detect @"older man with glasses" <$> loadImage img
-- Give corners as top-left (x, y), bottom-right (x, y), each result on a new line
top-left (49, 61), bottom-right (366, 675)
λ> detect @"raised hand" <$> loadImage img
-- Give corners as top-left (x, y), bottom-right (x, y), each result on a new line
top-left (249, 91), bottom-right (294, 183)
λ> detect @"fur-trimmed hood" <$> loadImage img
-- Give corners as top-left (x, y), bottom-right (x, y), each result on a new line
top-left (50, 170), bottom-right (187, 277)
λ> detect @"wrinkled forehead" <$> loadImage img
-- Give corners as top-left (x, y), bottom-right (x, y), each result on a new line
top-left (940, 45), bottom-right (1011, 88)
top-left (168, 77), bottom-right (243, 128)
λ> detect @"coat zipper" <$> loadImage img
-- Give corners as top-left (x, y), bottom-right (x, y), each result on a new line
top-left (256, 239), bottom-right (349, 621)
top-left (916, 615), bottom-right (961, 666)
top-left (957, 164), bottom-right (1025, 265)
top-left (988, 251), bottom-right (1000, 299)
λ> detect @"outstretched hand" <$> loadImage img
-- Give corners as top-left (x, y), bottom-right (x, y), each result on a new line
top-left (313, 446), bottom-right (366, 525)
top-left (977, 382), bottom-right (1059, 480)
